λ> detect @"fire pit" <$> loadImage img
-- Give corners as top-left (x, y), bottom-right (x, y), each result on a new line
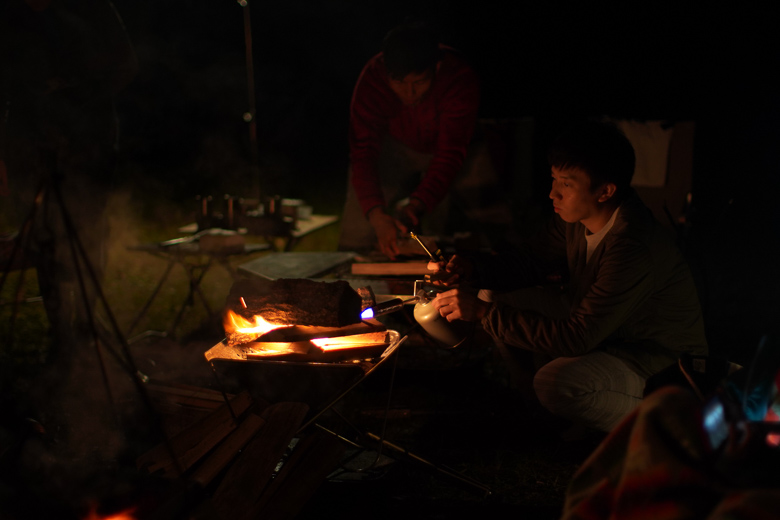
top-left (207, 277), bottom-right (400, 363)
top-left (205, 320), bottom-right (400, 364)
top-left (204, 277), bottom-right (404, 407)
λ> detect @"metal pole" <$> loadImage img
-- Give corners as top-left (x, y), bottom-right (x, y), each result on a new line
top-left (239, 0), bottom-right (262, 201)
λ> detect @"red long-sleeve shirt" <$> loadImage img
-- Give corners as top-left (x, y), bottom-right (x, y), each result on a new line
top-left (348, 48), bottom-right (480, 216)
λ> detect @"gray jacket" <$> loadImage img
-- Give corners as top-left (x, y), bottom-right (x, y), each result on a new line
top-left (477, 191), bottom-right (708, 378)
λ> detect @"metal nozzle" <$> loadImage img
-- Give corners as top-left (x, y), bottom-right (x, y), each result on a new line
top-left (360, 296), bottom-right (419, 320)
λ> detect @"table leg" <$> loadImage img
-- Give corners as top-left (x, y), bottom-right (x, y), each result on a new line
top-left (167, 258), bottom-right (213, 337)
top-left (126, 259), bottom-right (175, 337)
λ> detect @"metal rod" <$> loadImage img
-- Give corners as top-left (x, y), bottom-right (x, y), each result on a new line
top-left (409, 231), bottom-right (444, 262)
top-left (240, 0), bottom-right (262, 200)
top-left (210, 362), bottom-right (238, 422)
top-left (363, 431), bottom-right (492, 497)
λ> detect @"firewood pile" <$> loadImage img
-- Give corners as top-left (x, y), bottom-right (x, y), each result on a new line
top-left (135, 382), bottom-right (345, 519)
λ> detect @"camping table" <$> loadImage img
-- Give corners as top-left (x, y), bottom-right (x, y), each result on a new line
top-left (178, 214), bottom-right (339, 252)
top-left (126, 240), bottom-right (271, 341)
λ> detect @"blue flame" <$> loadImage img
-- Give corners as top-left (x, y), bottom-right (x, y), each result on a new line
top-left (361, 307), bottom-right (374, 320)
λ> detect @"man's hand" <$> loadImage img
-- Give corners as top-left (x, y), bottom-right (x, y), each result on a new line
top-left (426, 254), bottom-right (473, 286)
top-left (431, 287), bottom-right (490, 322)
top-left (397, 198), bottom-right (426, 231)
top-left (368, 208), bottom-right (404, 259)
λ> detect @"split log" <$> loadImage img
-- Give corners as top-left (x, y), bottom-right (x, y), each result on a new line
top-left (210, 402), bottom-right (309, 519)
top-left (225, 278), bottom-right (362, 339)
top-left (136, 390), bottom-right (253, 478)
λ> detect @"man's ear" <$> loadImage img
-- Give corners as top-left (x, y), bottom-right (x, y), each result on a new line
top-left (597, 183), bottom-right (617, 203)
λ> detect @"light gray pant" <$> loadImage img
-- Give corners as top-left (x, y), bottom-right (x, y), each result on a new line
top-left (482, 287), bottom-right (646, 432)
top-left (533, 351), bottom-right (646, 432)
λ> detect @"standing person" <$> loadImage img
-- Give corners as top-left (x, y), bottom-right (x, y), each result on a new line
top-left (338, 20), bottom-right (480, 259)
top-left (427, 120), bottom-right (708, 434)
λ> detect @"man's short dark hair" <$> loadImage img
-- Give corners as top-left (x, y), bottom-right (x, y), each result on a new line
top-left (548, 120), bottom-right (636, 198)
top-left (382, 20), bottom-right (442, 80)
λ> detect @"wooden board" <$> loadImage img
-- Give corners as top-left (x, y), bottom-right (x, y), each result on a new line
top-left (136, 390), bottom-right (253, 477)
top-left (190, 412), bottom-right (267, 488)
top-left (210, 402), bottom-right (309, 519)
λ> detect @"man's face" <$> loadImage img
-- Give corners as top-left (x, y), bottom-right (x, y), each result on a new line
top-left (388, 70), bottom-right (434, 106)
top-left (549, 166), bottom-right (604, 225)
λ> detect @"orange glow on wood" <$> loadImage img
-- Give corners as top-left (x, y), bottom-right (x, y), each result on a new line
top-left (310, 337), bottom-right (387, 351)
top-left (84, 506), bottom-right (137, 520)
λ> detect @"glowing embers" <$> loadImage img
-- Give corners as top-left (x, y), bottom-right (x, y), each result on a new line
top-left (243, 331), bottom-right (390, 362)
top-left (83, 505), bottom-right (137, 520)
top-left (311, 332), bottom-right (389, 351)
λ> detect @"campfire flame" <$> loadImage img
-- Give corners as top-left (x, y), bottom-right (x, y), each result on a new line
top-left (224, 309), bottom-right (291, 335)
top-left (84, 505), bottom-right (137, 520)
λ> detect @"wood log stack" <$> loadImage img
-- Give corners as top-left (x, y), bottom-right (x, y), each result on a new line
top-left (136, 382), bottom-right (345, 519)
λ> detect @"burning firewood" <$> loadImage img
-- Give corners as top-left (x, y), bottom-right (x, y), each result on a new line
top-left (224, 278), bottom-right (363, 346)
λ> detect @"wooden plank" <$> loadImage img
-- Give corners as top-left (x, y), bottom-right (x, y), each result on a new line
top-left (154, 394), bottom-right (226, 411)
top-left (189, 412), bottom-right (266, 488)
top-left (146, 382), bottom-right (233, 402)
top-left (351, 261), bottom-right (430, 276)
top-left (243, 430), bottom-right (346, 520)
top-left (146, 384), bottom-right (233, 411)
top-left (136, 390), bottom-right (253, 477)
top-left (210, 402), bottom-right (309, 519)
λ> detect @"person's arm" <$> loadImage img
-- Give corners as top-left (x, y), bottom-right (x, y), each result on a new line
top-left (348, 57), bottom-right (408, 258)
top-left (426, 254), bottom-right (474, 286)
top-left (349, 57), bottom-right (391, 218)
top-left (408, 65), bottom-right (480, 213)
top-left (481, 237), bottom-right (656, 357)
top-left (367, 206), bottom-right (404, 259)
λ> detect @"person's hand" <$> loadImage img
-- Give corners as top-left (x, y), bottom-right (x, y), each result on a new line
top-left (426, 254), bottom-right (473, 286)
top-left (368, 208), bottom-right (404, 259)
top-left (431, 287), bottom-right (490, 322)
top-left (397, 198), bottom-right (426, 231)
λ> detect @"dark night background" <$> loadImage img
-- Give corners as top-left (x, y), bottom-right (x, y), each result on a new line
top-left (1, 2), bottom-right (780, 517)
top-left (110, 1), bottom-right (779, 198)
top-left (108, 0), bottom-right (780, 362)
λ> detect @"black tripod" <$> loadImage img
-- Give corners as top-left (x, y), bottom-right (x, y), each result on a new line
top-left (0, 169), bottom-right (183, 472)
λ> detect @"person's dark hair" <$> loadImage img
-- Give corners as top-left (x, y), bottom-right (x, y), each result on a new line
top-left (382, 20), bottom-right (442, 80)
top-left (548, 120), bottom-right (636, 200)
